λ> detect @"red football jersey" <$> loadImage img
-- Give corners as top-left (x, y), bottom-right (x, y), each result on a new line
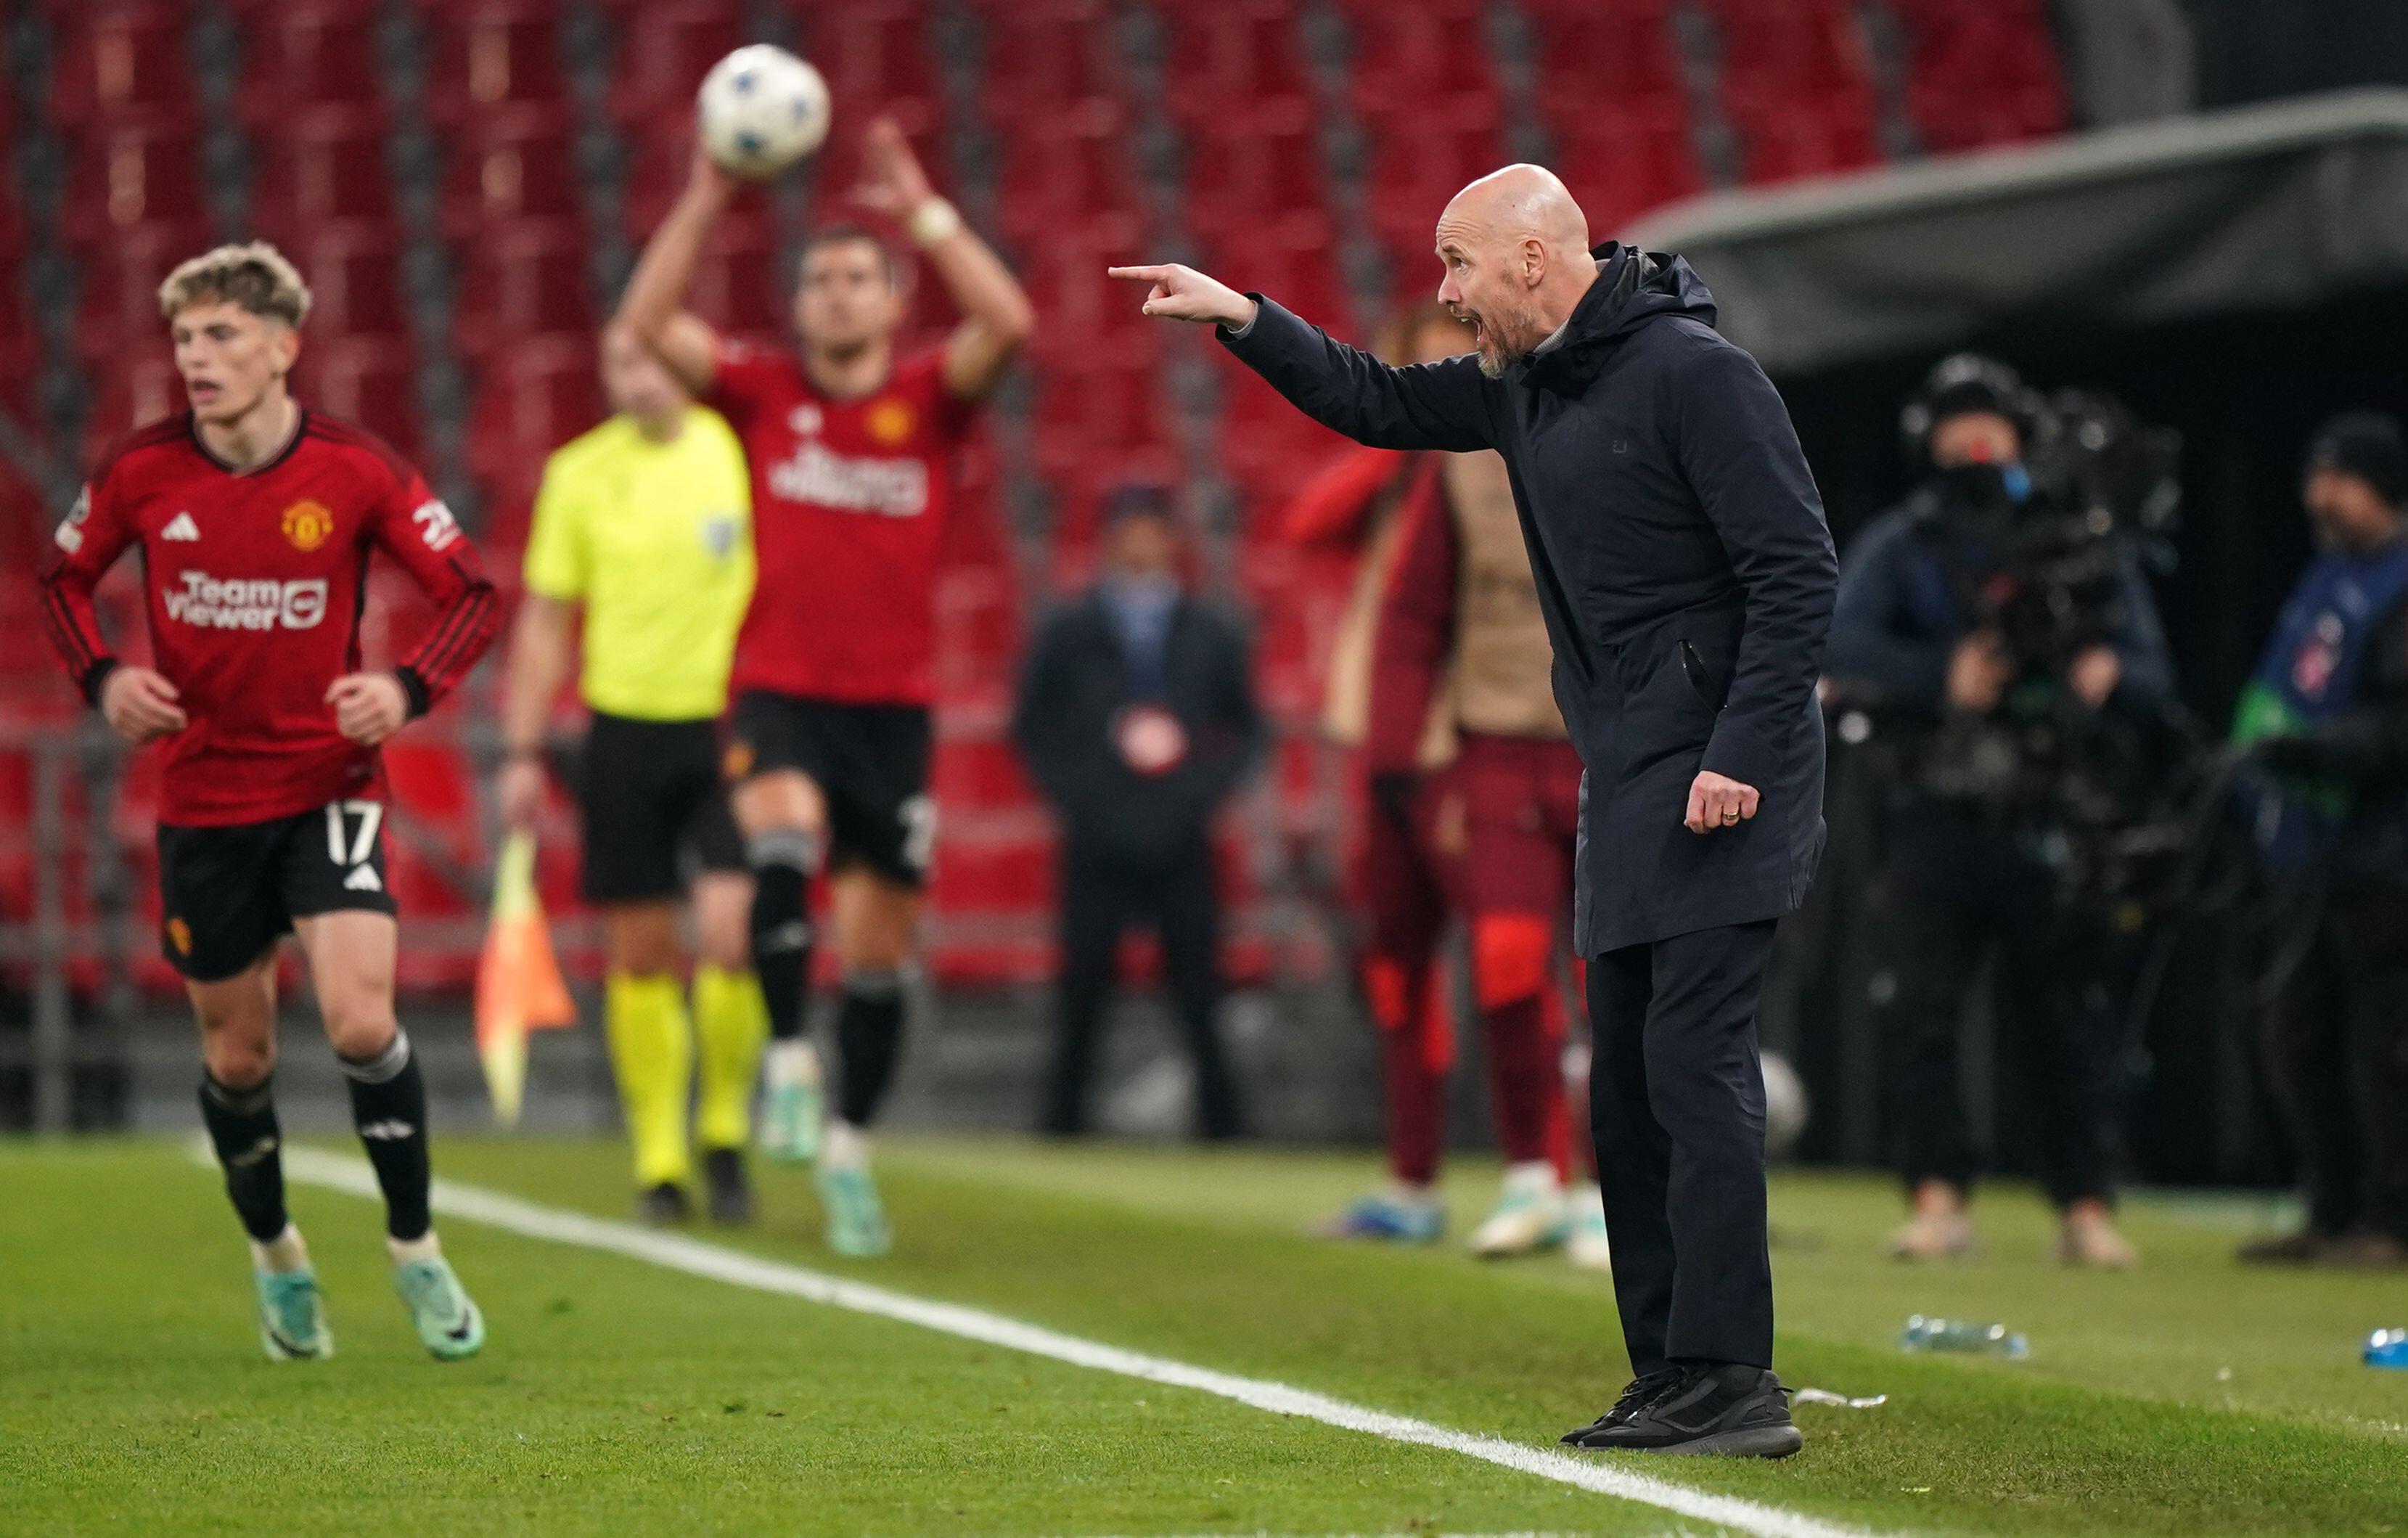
top-left (707, 341), bottom-right (978, 705)
top-left (37, 411), bottom-right (501, 826)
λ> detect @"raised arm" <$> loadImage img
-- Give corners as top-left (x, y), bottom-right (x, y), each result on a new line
top-left (851, 119), bottom-right (1033, 400)
top-left (614, 140), bottom-right (737, 397)
top-left (1109, 266), bottom-right (1495, 452)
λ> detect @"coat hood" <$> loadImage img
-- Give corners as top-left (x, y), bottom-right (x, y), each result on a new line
top-left (1519, 242), bottom-right (1717, 392)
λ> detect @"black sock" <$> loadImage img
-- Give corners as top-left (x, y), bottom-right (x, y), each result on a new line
top-left (835, 970), bottom-right (907, 1126)
top-left (747, 828), bottom-right (821, 1042)
top-left (342, 1028), bottom-right (431, 1241)
top-left (199, 1073), bottom-right (289, 1241)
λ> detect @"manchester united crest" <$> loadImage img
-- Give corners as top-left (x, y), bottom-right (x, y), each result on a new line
top-left (280, 499), bottom-right (335, 552)
top-left (864, 397), bottom-right (915, 446)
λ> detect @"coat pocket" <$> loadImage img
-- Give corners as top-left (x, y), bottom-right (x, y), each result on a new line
top-left (1677, 639), bottom-right (1728, 711)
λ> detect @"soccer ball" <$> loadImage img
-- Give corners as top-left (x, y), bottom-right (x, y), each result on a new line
top-left (697, 45), bottom-right (830, 181)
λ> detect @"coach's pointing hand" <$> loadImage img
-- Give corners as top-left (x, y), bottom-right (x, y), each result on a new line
top-left (100, 666), bottom-right (187, 743)
top-left (327, 672), bottom-right (409, 748)
top-left (1108, 264), bottom-right (1257, 331)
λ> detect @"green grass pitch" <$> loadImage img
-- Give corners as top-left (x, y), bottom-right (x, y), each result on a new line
top-left (2, 1136), bottom-right (2402, 1536)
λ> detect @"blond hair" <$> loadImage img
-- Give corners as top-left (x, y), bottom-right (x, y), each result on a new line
top-left (157, 241), bottom-right (313, 327)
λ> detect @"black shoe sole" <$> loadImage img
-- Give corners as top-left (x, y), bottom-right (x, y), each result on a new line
top-left (1570, 1423), bottom-right (1803, 1459)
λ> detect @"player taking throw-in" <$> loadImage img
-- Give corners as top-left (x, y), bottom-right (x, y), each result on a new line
top-left (616, 118), bottom-right (1032, 1256)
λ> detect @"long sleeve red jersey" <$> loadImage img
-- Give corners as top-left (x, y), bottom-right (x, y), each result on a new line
top-left (36, 410), bottom-right (501, 826)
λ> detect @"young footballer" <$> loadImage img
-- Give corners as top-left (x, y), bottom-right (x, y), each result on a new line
top-left (496, 326), bottom-right (769, 1227)
top-left (36, 242), bottom-right (501, 1359)
top-left (616, 118), bottom-right (1033, 1255)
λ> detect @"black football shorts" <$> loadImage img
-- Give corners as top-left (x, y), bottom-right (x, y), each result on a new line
top-left (723, 692), bottom-right (935, 888)
top-left (157, 799), bottom-right (399, 983)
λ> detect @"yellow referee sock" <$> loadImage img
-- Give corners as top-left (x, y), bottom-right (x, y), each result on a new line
top-left (605, 973), bottom-right (693, 1189)
top-left (693, 963), bottom-right (769, 1151)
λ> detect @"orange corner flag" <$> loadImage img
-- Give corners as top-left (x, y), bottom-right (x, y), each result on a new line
top-left (475, 830), bottom-right (577, 1127)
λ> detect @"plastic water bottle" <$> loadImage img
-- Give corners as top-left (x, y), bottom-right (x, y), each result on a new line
top-left (2367, 1329), bottom-right (2408, 1369)
top-left (1900, 1314), bottom-right (2029, 1358)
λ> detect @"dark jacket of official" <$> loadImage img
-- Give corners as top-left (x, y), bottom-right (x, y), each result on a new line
top-left (1011, 589), bottom-right (1266, 867)
top-left (1221, 243), bottom-right (1838, 952)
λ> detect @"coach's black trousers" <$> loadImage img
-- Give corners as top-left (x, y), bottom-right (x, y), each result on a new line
top-left (1588, 920), bottom-right (1779, 1374)
top-left (1042, 840), bottom-right (1243, 1140)
top-left (2264, 883), bottom-right (2408, 1242)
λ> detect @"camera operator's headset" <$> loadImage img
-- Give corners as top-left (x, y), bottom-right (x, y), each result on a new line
top-left (1899, 353), bottom-right (2046, 467)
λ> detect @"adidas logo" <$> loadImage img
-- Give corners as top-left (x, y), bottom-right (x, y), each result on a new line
top-left (162, 512), bottom-right (200, 541)
top-left (344, 864), bottom-right (384, 892)
top-left (357, 1119), bottom-right (417, 1141)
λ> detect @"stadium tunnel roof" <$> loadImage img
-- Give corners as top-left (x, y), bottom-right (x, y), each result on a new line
top-left (1623, 88), bottom-right (2408, 375)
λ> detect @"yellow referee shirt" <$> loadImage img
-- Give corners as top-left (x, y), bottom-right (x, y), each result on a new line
top-left (523, 406), bottom-right (754, 722)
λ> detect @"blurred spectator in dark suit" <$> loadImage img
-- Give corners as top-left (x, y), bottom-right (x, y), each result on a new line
top-left (2234, 412), bottom-right (2408, 1269)
top-left (1012, 487), bottom-right (1266, 1139)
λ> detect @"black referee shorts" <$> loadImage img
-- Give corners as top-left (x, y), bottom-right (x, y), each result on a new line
top-left (576, 712), bottom-right (747, 904)
top-left (724, 691), bottom-right (935, 889)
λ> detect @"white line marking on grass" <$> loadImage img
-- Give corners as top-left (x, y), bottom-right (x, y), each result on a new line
top-left (270, 1146), bottom-right (1883, 1538)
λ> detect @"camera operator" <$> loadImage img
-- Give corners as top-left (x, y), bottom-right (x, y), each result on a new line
top-left (1827, 356), bottom-right (2173, 1269)
top-left (2232, 412), bottom-right (2408, 1270)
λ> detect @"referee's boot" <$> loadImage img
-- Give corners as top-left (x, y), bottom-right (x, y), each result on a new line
top-left (1564, 1362), bottom-right (1801, 1458)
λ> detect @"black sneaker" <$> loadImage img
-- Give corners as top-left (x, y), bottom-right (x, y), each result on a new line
top-left (703, 1147), bottom-right (755, 1226)
top-left (1560, 1367), bottom-right (1686, 1446)
top-left (638, 1182), bottom-right (692, 1227)
top-left (1567, 1362), bottom-right (1801, 1458)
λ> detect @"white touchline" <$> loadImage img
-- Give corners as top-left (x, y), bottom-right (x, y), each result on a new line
top-left (269, 1146), bottom-right (1886, 1538)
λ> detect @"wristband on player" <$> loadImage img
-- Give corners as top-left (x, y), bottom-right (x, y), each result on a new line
top-left (905, 197), bottom-right (962, 249)
top-left (393, 666), bottom-right (433, 719)
top-left (81, 656), bottom-right (121, 708)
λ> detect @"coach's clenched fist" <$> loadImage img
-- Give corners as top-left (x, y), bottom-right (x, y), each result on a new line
top-left (1684, 770), bottom-right (1761, 835)
top-left (1108, 264), bottom-right (1258, 331)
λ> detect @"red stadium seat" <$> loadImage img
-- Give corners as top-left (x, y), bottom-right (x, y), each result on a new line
top-left (788, 0), bottom-right (939, 126)
top-left (438, 105), bottom-right (586, 237)
top-left (1703, 0), bottom-right (1883, 184)
top-left (1547, 113), bottom-right (1707, 235)
top-left (1161, 1), bottom-right (1312, 130)
top-left (44, 1), bottom-right (198, 129)
top-left (1179, 102), bottom-right (1327, 235)
top-left (79, 354), bottom-right (188, 465)
top-left (992, 102), bottom-right (1141, 248)
top-left (424, 1), bottom-right (570, 122)
top-left (1334, 0), bottom-right (1499, 122)
top-left (71, 224), bottom-right (198, 369)
top-left (464, 335), bottom-right (606, 504)
top-left (607, 4), bottom-right (746, 128)
top-left (1522, 0), bottom-right (1690, 120)
top-left (282, 223), bottom-right (410, 342)
top-left (247, 106), bottom-right (398, 242)
top-left (232, 4), bottom-right (386, 120)
top-left (451, 220), bottom-right (597, 357)
top-left (295, 338), bottom-right (422, 462)
top-left (975, 0), bottom-right (1121, 120)
top-left (1891, 0), bottom-right (2068, 154)
top-left (59, 114), bottom-right (210, 250)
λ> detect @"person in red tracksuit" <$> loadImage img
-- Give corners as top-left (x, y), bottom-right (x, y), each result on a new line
top-left (1303, 304), bottom-right (1597, 1264)
top-left (36, 242), bottom-right (501, 1362)
top-left (1373, 444), bottom-right (1607, 1270)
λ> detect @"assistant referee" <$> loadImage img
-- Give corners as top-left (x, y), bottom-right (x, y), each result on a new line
top-left (496, 325), bottom-right (769, 1225)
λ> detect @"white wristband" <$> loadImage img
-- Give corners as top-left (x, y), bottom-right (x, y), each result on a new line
top-left (906, 197), bottom-right (962, 248)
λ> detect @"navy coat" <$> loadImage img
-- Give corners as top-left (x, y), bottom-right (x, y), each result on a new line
top-left (1222, 243), bottom-right (1838, 952)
